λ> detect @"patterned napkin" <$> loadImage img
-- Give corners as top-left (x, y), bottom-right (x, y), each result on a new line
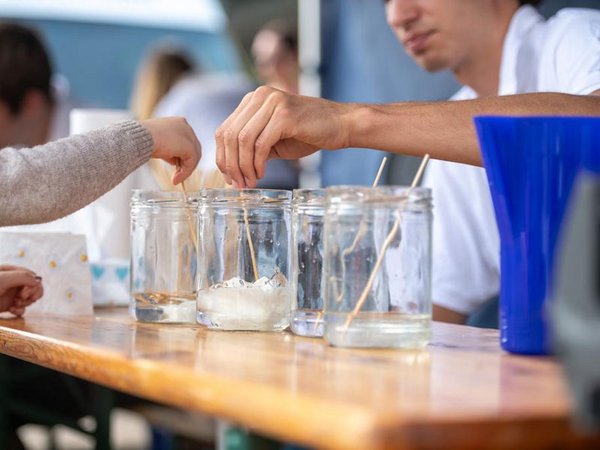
top-left (0, 231), bottom-right (93, 316)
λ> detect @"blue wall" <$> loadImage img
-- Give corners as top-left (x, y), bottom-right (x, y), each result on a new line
top-left (319, 0), bottom-right (459, 187)
top-left (18, 19), bottom-right (243, 109)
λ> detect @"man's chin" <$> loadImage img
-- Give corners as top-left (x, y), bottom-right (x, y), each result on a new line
top-left (412, 55), bottom-right (448, 73)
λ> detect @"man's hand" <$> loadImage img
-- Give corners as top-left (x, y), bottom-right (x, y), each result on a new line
top-left (140, 117), bottom-right (202, 185)
top-left (0, 265), bottom-right (43, 317)
top-left (215, 86), bottom-right (353, 188)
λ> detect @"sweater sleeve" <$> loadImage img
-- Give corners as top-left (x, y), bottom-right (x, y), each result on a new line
top-left (0, 120), bottom-right (153, 226)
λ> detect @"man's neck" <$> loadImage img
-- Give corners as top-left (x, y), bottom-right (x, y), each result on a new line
top-left (453, 5), bottom-right (519, 98)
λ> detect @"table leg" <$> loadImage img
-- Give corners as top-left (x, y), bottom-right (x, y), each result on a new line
top-left (91, 384), bottom-right (115, 450)
top-left (0, 356), bottom-right (10, 449)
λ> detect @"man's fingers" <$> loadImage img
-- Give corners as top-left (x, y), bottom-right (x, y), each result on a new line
top-left (224, 91), bottom-right (272, 188)
top-left (237, 98), bottom-right (281, 187)
top-left (254, 118), bottom-right (287, 180)
top-left (217, 87), bottom-right (289, 187)
top-left (215, 92), bottom-right (254, 179)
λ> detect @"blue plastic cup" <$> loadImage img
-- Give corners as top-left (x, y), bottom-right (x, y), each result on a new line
top-left (474, 116), bottom-right (600, 355)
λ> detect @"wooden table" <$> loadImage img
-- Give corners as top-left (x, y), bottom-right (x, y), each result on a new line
top-left (0, 308), bottom-right (597, 450)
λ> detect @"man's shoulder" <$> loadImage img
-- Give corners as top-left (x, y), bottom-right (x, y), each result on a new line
top-left (544, 7), bottom-right (600, 33)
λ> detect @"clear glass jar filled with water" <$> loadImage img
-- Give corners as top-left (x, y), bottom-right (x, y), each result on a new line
top-left (197, 189), bottom-right (292, 331)
top-left (130, 190), bottom-right (200, 323)
top-left (291, 189), bottom-right (326, 337)
top-left (323, 186), bottom-right (432, 348)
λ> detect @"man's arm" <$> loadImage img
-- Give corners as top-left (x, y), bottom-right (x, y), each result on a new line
top-left (433, 305), bottom-right (468, 325)
top-left (350, 91), bottom-right (600, 166)
top-left (215, 87), bottom-right (600, 187)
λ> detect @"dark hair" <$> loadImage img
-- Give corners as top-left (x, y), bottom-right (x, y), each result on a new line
top-left (0, 22), bottom-right (54, 115)
top-left (519, 0), bottom-right (543, 5)
top-left (259, 19), bottom-right (298, 54)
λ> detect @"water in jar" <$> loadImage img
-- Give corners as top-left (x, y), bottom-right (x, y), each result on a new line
top-left (323, 186), bottom-right (432, 348)
top-left (197, 189), bottom-right (292, 331)
top-left (130, 190), bottom-right (199, 323)
top-left (291, 189), bottom-right (326, 337)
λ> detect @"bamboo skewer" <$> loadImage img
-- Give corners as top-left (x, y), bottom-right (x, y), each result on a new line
top-left (176, 163), bottom-right (199, 255)
top-left (180, 180), bottom-right (199, 254)
top-left (342, 154), bottom-right (430, 332)
top-left (371, 156), bottom-right (388, 188)
top-left (334, 157), bottom-right (389, 303)
top-left (243, 198), bottom-right (260, 282)
top-left (150, 159), bottom-right (228, 191)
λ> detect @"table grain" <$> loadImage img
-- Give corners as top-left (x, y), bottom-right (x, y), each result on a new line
top-left (0, 309), bottom-right (596, 449)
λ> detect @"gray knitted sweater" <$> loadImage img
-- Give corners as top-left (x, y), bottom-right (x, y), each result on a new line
top-left (0, 121), bottom-right (153, 226)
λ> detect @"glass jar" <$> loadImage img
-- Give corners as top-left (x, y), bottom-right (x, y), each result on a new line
top-left (130, 190), bottom-right (200, 323)
top-left (197, 189), bottom-right (292, 331)
top-left (323, 186), bottom-right (432, 348)
top-left (291, 189), bottom-right (326, 337)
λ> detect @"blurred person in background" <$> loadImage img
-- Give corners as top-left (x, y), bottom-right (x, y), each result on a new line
top-left (0, 22), bottom-right (202, 449)
top-left (0, 22), bottom-right (55, 316)
top-left (0, 22), bottom-right (55, 318)
top-left (215, 0), bottom-right (600, 326)
top-left (130, 44), bottom-right (200, 188)
top-left (154, 19), bottom-right (301, 190)
top-left (0, 22), bottom-right (55, 148)
top-left (252, 19), bottom-right (299, 95)
top-left (130, 45), bottom-right (195, 121)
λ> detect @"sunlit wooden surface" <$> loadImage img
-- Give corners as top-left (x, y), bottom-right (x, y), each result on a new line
top-left (0, 308), bottom-right (597, 450)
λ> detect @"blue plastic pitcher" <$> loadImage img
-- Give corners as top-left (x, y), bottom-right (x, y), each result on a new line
top-left (474, 116), bottom-right (600, 355)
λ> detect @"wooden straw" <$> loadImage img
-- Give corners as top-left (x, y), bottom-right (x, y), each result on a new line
top-left (312, 157), bottom-right (388, 333)
top-left (176, 163), bottom-right (199, 255)
top-left (342, 154), bottom-right (430, 332)
top-left (241, 191), bottom-right (259, 282)
top-left (372, 156), bottom-right (388, 188)
top-left (151, 159), bottom-right (227, 191)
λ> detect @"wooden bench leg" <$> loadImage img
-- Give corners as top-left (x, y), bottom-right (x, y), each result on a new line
top-left (91, 384), bottom-right (115, 450)
top-left (0, 356), bottom-right (10, 449)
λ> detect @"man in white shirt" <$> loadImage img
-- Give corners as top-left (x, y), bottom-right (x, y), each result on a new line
top-left (388, 0), bottom-right (600, 324)
top-left (214, 0), bottom-right (600, 324)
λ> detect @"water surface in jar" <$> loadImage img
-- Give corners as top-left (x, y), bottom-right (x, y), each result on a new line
top-left (325, 311), bottom-right (431, 349)
top-left (133, 291), bottom-right (196, 323)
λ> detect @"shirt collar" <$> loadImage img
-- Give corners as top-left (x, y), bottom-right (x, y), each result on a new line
top-left (498, 5), bottom-right (545, 95)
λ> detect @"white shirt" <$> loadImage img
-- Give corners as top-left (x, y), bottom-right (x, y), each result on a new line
top-left (155, 72), bottom-right (255, 173)
top-left (424, 6), bottom-right (600, 314)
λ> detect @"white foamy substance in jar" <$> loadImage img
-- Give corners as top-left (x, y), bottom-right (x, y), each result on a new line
top-left (198, 273), bottom-right (291, 330)
top-left (158, 300), bottom-right (197, 323)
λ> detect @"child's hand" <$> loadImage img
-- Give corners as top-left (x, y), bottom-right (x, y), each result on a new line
top-left (140, 117), bottom-right (202, 185)
top-left (0, 265), bottom-right (43, 317)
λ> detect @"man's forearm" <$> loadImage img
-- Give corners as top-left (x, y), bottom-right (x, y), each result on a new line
top-left (348, 92), bottom-right (600, 166)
